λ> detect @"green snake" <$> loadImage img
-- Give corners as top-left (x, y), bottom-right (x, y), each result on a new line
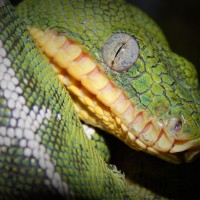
top-left (0, 0), bottom-right (200, 199)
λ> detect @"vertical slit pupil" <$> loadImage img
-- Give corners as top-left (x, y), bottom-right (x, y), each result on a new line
top-left (114, 43), bottom-right (125, 59)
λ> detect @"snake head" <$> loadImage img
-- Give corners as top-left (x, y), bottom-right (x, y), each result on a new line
top-left (101, 32), bottom-right (200, 163)
top-left (19, 0), bottom-right (200, 163)
top-left (98, 6), bottom-right (200, 163)
top-left (100, 29), bottom-right (200, 163)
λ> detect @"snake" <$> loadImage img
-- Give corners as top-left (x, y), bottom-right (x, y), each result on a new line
top-left (0, 0), bottom-right (200, 199)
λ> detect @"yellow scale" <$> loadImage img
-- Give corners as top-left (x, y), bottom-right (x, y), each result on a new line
top-left (29, 27), bottom-right (178, 161)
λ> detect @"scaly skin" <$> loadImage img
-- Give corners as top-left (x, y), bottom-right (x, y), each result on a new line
top-left (0, 0), bottom-right (200, 199)
top-left (0, 1), bottom-right (138, 199)
top-left (16, 0), bottom-right (200, 163)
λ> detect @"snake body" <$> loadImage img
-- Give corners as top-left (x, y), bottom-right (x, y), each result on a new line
top-left (0, 0), bottom-right (200, 199)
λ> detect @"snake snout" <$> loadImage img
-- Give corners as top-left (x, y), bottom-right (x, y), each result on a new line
top-left (165, 116), bottom-right (200, 162)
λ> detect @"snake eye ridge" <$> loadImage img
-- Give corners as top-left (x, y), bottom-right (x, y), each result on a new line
top-left (102, 33), bottom-right (139, 72)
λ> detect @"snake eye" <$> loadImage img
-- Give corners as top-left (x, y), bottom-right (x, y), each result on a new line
top-left (167, 117), bottom-right (182, 134)
top-left (102, 33), bottom-right (139, 72)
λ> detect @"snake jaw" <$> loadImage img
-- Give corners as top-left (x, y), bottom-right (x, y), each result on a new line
top-left (129, 116), bottom-right (200, 163)
top-left (29, 27), bottom-right (200, 163)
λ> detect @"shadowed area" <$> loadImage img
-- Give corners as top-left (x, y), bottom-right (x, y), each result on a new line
top-left (103, 130), bottom-right (200, 199)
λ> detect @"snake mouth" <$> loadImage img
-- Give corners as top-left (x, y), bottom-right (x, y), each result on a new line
top-left (29, 28), bottom-right (200, 163)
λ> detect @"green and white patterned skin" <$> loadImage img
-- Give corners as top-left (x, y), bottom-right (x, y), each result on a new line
top-left (0, 0), bottom-right (200, 199)
top-left (0, 1), bottom-right (137, 199)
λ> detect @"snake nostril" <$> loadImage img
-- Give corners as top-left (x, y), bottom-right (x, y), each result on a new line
top-left (175, 120), bottom-right (182, 132)
top-left (167, 117), bottom-right (182, 134)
